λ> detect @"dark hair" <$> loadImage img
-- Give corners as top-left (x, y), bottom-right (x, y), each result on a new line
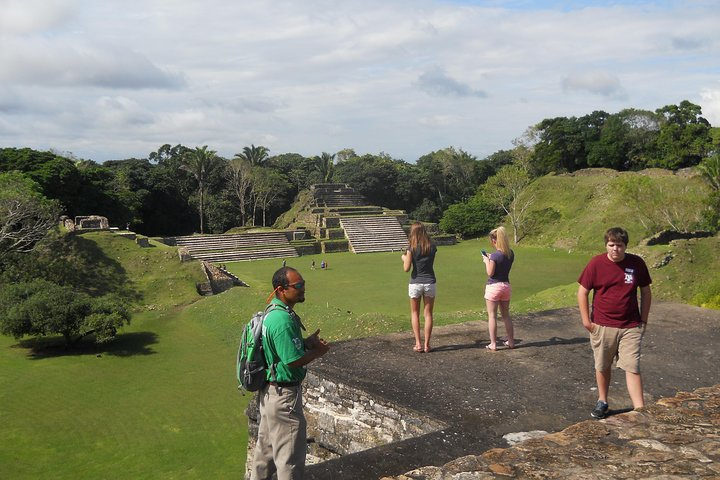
top-left (272, 266), bottom-right (298, 295)
top-left (604, 227), bottom-right (629, 245)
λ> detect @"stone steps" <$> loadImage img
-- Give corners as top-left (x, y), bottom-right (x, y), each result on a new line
top-left (341, 216), bottom-right (408, 253)
top-left (163, 232), bottom-right (297, 262)
top-left (191, 246), bottom-right (298, 263)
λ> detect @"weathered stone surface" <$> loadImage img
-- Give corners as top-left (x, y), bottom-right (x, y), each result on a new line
top-left (385, 384), bottom-right (720, 479)
top-left (246, 303), bottom-right (720, 479)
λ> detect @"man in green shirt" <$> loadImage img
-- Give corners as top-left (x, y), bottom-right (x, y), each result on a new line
top-left (252, 267), bottom-right (330, 480)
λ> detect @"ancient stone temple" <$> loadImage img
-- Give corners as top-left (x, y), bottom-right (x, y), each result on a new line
top-left (74, 215), bottom-right (110, 230)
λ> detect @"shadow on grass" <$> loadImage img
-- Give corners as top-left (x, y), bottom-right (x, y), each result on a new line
top-left (18, 331), bottom-right (159, 359)
top-left (4, 233), bottom-right (143, 303)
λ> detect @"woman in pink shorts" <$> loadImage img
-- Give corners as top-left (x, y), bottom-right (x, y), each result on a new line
top-left (482, 226), bottom-right (515, 350)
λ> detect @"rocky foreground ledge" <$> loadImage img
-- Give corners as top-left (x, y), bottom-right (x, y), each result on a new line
top-left (383, 384), bottom-right (720, 479)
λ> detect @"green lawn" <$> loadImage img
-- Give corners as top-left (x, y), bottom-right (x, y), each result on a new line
top-left (0, 235), bottom-right (591, 479)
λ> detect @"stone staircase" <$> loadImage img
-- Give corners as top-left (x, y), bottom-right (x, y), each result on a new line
top-left (162, 232), bottom-right (298, 263)
top-left (311, 183), bottom-right (368, 208)
top-left (340, 216), bottom-right (408, 253)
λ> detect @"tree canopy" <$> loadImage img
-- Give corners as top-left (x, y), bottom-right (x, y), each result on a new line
top-left (1, 99), bottom-right (715, 237)
top-left (0, 172), bottom-right (59, 259)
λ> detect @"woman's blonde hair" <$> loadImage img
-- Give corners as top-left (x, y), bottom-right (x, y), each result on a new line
top-left (408, 222), bottom-right (431, 256)
top-left (490, 226), bottom-right (512, 258)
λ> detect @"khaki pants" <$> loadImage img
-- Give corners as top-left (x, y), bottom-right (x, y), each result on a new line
top-left (252, 384), bottom-right (307, 480)
top-left (590, 324), bottom-right (644, 373)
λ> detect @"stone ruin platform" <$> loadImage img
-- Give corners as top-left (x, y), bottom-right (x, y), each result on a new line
top-left (302, 303), bottom-right (720, 479)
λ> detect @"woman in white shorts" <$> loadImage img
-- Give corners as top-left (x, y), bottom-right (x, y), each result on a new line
top-left (482, 226), bottom-right (515, 350)
top-left (401, 222), bottom-right (437, 353)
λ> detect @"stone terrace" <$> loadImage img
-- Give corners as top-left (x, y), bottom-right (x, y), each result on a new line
top-left (299, 303), bottom-right (720, 480)
top-left (340, 216), bottom-right (409, 253)
top-left (162, 231), bottom-right (298, 262)
top-left (385, 384), bottom-right (720, 479)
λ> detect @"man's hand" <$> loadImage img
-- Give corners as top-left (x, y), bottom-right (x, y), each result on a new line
top-left (305, 329), bottom-right (322, 349)
top-left (305, 329), bottom-right (330, 355)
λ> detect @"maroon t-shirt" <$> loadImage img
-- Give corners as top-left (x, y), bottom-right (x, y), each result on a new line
top-left (578, 252), bottom-right (652, 328)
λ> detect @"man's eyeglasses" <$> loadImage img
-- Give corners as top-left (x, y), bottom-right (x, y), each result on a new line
top-left (286, 281), bottom-right (305, 290)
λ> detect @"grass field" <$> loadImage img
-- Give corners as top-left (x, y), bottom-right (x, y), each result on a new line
top-left (0, 233), bottom-right (645, 479)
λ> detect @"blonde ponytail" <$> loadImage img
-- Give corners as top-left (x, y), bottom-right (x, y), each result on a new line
top-left (490, 226), bottom-right (512, 258)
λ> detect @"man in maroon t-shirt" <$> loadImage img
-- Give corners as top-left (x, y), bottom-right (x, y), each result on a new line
top-left (578, 227), bottom-right (652, 419)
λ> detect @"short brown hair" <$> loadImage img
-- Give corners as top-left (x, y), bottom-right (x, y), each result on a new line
top-left (604, 227), bottom-right (629, 245)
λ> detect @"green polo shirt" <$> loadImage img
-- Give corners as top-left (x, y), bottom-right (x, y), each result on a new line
top-left (262, 297), bottom-right (306, 383)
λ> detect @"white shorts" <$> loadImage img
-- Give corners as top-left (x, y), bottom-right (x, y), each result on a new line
top-left (409, 283), bottom-right (436, 299)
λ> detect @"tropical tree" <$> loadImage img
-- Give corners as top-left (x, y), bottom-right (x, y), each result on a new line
top-left (653, 100), bottom-right (712, 169)
top-left (439, 194), bottom-right (502, 238)
top-left (481, 164), bottom-right (534, 243)
top-left (236, 144), bottom-right (270, 166)
top-left (144, 144), bottom-right (197, 236)
top-left (0, 279), bottom-right (130, 346)
top-left (227, 156), bottom-right (254, 226)
top-left (416, 147), bottom-right (479, 210)
top-left (696, 154), bottom-right (720, 191)
top-left (335, 148), bottom-right (357, 163)
top-left (251, 168), bottom-right (290, 227)
top-left (697, 154), bottom-right (720, 231)
top-left (0, 172), bottom-right (60, 259)
top-left (180, 146), bottom-right (224, 233)
top-left (315, 152), bottom-right (336, 183)
top-left (333, 153), bottom-right (400, 208)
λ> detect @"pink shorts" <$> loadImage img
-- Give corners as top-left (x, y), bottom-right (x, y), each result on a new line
top-left (485, 282), bottom-right (511, 301)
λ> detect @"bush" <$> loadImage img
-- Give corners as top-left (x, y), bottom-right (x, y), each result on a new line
top-left (439, 196), bottom-right (502, 238)
top-left (0, 279), bottom-right (131, 345)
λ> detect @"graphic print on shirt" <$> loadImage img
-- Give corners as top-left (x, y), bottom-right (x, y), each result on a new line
top-left (624, 268), bottom-right (635, 284)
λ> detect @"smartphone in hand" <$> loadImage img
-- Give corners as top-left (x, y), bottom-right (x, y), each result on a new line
top-left (481, 249), bottom-right (487, 257)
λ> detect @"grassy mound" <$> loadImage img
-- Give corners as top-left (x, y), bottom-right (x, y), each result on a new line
top-left (519, 169), bottom-right (710, 252)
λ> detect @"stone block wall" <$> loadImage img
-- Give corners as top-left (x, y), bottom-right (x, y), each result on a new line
top-left (321, 240), bottom-right (349, 253)
top-left (244, 372), bottom-right (446, 477)
top-left (295, 243), bottom-right (321, 256)
top-left (303, 372), bottom-right (445, 462)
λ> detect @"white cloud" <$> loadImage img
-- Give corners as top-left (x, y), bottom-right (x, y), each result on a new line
top-left (0, 37), bottom-right (184, 89)
top-left (417, 67), bottom-right (488, 98)
top-left (0, 0), bottom-right (718, 162)
top-left (700, 87), bottom-right (720, 126)
top-left (562, 71), bottom-right (626, 99)
top-left (0, 0), bottom-right (78, 34)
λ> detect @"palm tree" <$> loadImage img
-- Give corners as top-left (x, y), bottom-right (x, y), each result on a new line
top-left (697, 154), bottom-right (720, 191)
top-left (236, 144), bottom-right (270, 166)
top-left (315, 152), bottom-right (336, 183)
top-left (180, 146), bottom-right (222, 233)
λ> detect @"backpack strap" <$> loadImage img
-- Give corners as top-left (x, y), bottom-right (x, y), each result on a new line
top-left (262, 302), bottom-right (305, 385)
top-left (262, 303), bottom-right (284, 384)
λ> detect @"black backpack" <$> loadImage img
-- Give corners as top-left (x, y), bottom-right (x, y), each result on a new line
top-left (236, 304), bottom-right (279, 393)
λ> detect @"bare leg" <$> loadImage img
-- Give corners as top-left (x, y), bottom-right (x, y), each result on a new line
top-left (626, 371), bottom-right (644, 409)
top-left (485, 299), bottom-right (498, 350)
top-left (423, 296), bottom-right (435, 352)
top-left (410, 297), bottom-right (422, 351)
top-left (596, 368), bottom-right (611, 403)
top-left (499, 300), bottom-right (513, 348)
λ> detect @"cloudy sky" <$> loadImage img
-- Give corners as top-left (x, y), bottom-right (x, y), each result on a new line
top-left (1, 0), bottom-right (719, 163)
